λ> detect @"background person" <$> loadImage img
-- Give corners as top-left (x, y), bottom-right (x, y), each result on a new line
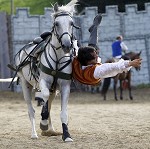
top-left (112, 35), bottom-right (128, 59)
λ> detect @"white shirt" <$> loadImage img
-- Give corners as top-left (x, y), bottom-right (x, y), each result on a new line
top-left (93, 59), bottom-right (131, 79)
top-left (121, 42), bottom-right (128, 51)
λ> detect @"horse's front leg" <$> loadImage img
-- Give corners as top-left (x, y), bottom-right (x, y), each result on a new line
top-left (20, 76), bottom-right (38, 139)
top-left (39, 79), bottom-right (54, 132)
top-left (39, 79), bottom-right (62, 137)
top-left (60, 80), bottom-right (73, 142)
top-left (128, 76), bottom-right (133, 100)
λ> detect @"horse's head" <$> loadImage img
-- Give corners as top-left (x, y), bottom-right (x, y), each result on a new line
top-left (124, 51), bottom-right (142, 71)
top-left (52, 1), bottom-right (79, 54)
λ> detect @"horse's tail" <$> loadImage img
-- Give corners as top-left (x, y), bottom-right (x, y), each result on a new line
top-left (101, 77), bottom-right (111, 98)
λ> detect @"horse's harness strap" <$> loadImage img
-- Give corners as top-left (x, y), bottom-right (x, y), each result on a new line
top-left (59, 58), bottom-right (72, 71)
top-left (44, 49), bottom-right (54, 70)
top-left (54, 12), bottom-right (72, 19)
top-left (58, 32), bottom-right (72, 43)
top-left (40, 62), bottom-right (72, 80)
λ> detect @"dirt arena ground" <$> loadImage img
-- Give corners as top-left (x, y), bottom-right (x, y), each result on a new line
top-left (0, 87), bottom-right (150, 149)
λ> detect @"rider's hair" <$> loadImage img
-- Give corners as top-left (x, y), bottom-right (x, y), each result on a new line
top-left (77, 46), bottom-right (96, 66)
top-left (116, 35), bottom-right (123, 40)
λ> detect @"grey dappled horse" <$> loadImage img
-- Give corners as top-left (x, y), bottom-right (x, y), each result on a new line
top-left (14, 0), bottom-right (78, 142)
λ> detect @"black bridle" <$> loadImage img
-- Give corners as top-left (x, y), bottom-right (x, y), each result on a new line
top-left (43, 11), bottom-right (80, 71)
top-left (51, 12), bottom-right (80, 49)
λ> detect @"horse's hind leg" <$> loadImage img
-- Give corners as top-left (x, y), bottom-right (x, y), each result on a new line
top-left (128, 78), bottom-right (133, 100)
top-left (20, 77), bottom-right (38, 138)
top-left (120, 80), bottom-right (123, 100)
top-left (113, 79), bottom-right (118, 100)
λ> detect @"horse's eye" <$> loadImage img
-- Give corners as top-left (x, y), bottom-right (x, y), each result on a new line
top-left (55, 22), bottom-right (59, 27)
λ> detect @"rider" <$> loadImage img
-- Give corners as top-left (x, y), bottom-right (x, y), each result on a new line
top-left (72, 46), bottom-right (141, 85)
top-left (111, 35), bottom-right (129, 60)
top-left (72, 14), bottom-right (141, 85)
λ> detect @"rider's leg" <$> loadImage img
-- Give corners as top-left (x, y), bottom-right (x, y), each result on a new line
top-left (88, 14), bottom-right (102, 50)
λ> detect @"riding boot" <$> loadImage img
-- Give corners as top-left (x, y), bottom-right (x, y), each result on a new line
top-left (88, 14), bottom-right (102, 33)
top-left (88, 14), bottom-right (102, 50)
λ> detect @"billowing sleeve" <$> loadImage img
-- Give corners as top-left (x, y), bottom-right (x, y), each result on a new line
top-left (94, 59), bottom-right (132, 79)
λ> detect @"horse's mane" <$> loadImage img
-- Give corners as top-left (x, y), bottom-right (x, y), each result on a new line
top-left (124, 51), bottom-right (134, 55)
top-left (52, 0), bottom-right (78, 18)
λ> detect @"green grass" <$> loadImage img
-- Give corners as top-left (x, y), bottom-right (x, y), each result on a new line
top-left (136, 83), bottom-right (150, 88)
top-left (0, 0), bottom-right (56, 14)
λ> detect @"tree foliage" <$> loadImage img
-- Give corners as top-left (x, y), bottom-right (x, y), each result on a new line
top-left (0, 0), bottom-right (150, 14)
top-left (77, 0), bottom-right (150, 13)
top-left (0, 0), bottom-right (56, 14)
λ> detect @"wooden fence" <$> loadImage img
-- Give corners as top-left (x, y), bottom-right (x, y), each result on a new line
top-left (0, 12), bottom-right (11, 90)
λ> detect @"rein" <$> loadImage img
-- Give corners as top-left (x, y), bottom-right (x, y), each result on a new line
top-left (52, 12), bottom-right (80, 47)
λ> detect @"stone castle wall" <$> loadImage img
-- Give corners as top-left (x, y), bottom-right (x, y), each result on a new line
top-left (11, 3), bottom-right (150, 88)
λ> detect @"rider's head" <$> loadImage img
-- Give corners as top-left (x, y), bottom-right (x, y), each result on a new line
top-left (77, 46), bottom-right (98, 66)
top-left (116, 35), bottom-right (123, 41)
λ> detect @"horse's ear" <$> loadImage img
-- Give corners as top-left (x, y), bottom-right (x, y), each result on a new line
top-left (54, 2), bottom-right (59, 12)
top-left (138, 51), bottom-right (142, 55)
top-left (66, 0), bottom-right (78, 6)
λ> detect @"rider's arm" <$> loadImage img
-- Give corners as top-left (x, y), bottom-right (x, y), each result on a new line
top-left (93, 59), bottom-right (131, 79)
top-left (121, 42), bottom-right (128, 52)
top-left (93, 58), bottom-right (141, 79)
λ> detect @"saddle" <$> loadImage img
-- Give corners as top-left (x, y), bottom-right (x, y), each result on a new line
top-left (7, 31), bottom-right (52, 87)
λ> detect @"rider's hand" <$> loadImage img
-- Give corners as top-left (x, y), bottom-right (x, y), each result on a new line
top-left (129, 59), bottom-right (142, 67)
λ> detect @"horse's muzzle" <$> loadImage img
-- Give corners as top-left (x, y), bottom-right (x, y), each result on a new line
top-left (62, 46), bottom-right (71, 53)
top-left (62, 42), bottom-right (72, 53)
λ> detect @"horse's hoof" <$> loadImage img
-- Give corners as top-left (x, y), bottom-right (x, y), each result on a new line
top-left (40, 120), bottom-right (48, 131)
top-left (41, 130), bottom-right (62, 136)
top-left (130, 97), bottom-right (133, 100)
top-left (62, 133), bottom-right (73, 142)
top-left (64, 137), bottom-right (73, 142)
top-left (31, 134), bottom-right (38, 139)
